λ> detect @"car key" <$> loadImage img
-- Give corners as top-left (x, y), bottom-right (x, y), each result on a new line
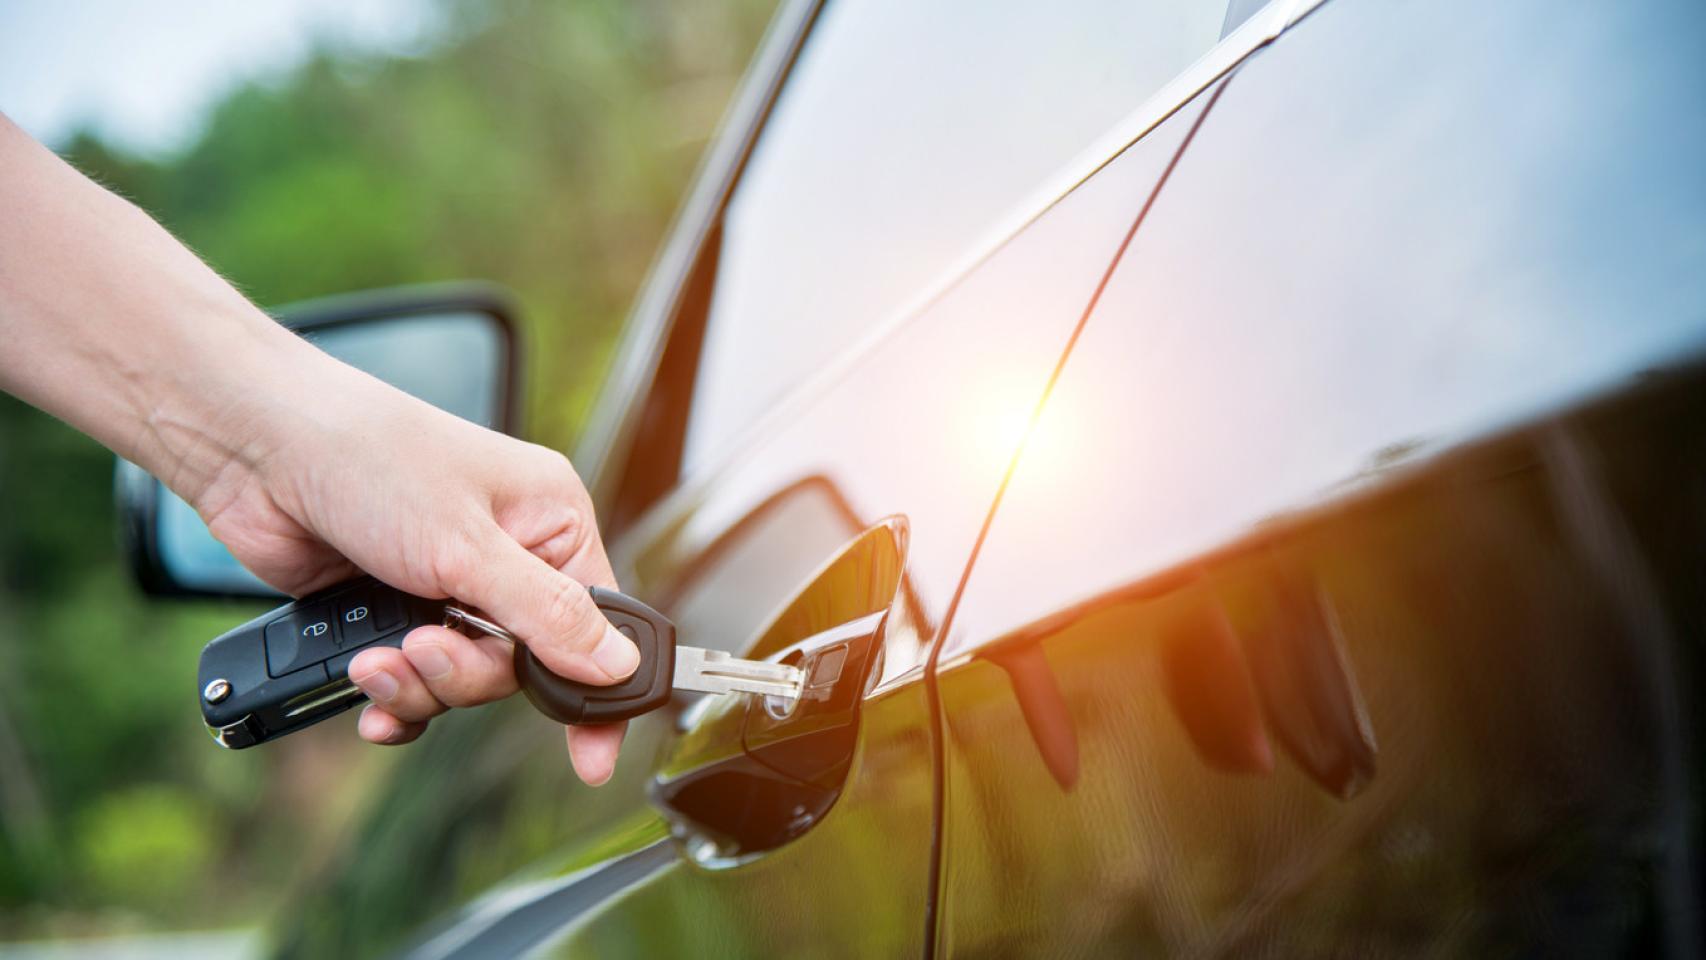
top-left (198, 575), bottom-right (803, 748)
top-left (463, 603), bottom-right (804, 725)
top-left (198, 576), bottom-right (441, 748)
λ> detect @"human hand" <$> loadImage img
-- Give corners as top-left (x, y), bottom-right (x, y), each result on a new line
top-left (0, 116), bottom-right (635, 781)
top-left (188, 337), bottom-right (638, 785)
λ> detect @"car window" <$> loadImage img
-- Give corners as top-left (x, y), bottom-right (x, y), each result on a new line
top-left (681, 0), bottom-right (1232, 474)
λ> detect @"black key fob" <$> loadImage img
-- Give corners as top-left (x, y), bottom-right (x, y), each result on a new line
top-left (512, 588), bottom-right (676, 725)
top-left (198, 576), bottom-right (680, 748)
top-left (198, 576), bottom-right (446, 748)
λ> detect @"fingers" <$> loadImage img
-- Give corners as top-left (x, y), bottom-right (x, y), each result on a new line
top-left (358, 704), bottom-right (428, 745)
top-left (458, 527), bottom-right (641, 686)
top-left (347, 622), bottom-right (520, 721)
top-left (347, 644), bottom-right (444, 723)
top-left (401, 623), bottom-right (519, 707)
top-left (357, 697), bottom-right (626, 788)
top-left (349, 624), bottom-right (624, 787)
top-left (521, 509), bottom-right (618, 593)
top-left (566, 722), bottom-right (627, 786)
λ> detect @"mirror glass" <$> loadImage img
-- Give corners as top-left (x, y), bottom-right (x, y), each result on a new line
top-left (144, 311), bottom-right (508, 594)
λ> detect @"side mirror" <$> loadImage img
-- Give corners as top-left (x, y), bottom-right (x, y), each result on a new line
top-left (116, 283), bottom-right (522, 598)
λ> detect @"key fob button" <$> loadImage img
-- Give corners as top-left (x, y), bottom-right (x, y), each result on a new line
top-left (265, 603), bottom-right (339, 677)
top-left (336, 590), bottom-right (398, 647)
top-left (371, 592), bottom-right (403, 633)
top-left (277, 662), bottom-right (331, 698)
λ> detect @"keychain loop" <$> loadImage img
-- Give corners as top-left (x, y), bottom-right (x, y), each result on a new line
top-left (443, 605), bottom-right (516, 644)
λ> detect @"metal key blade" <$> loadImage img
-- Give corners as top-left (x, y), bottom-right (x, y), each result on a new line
top-left (674, 646), bottom-right (803, 700)
top-left (446, 604), bottom-right (803, 705)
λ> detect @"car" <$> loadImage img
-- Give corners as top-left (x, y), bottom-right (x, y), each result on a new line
top-left (122, 0), bottom-right (1706, 954)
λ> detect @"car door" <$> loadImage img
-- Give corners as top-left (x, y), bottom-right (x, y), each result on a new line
top-left (551, 5), bottom-right (1241, 954)
top-left (933, 0), bottom-right (1706, 954)
top-left (273, 1), bottom-right (1250, 957)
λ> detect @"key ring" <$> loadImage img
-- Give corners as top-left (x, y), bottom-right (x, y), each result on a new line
top-left (443, 605), bottom-right (516, 644)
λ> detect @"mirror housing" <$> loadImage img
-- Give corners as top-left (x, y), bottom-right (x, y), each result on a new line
top-left (116, 282), bottom-right (522, 598)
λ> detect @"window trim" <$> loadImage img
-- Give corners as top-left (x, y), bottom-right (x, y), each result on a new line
top-left (578, 0), bottom-right (825, 527)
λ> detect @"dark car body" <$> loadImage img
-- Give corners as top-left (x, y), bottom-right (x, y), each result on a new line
top-left (280, 0), bottom-right (1706, 955)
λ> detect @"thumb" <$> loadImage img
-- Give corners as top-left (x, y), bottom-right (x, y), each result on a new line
top-left (459, 524), bottom-right (641, 685)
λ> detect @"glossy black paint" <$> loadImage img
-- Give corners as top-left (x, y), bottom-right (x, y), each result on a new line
top-left (552, 101), bottom-right (1207, 954)
top-left (273, 0), bottom-right (1706, 955)
top-left (936, 0), bottom-right (1706, 953)
top-left (939, 370), bottom-right (1706, 954)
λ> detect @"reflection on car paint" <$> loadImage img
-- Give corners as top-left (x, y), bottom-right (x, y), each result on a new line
top-left (936, 0), bottom-right (1706, 950)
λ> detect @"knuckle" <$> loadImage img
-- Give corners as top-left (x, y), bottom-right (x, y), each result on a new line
top-left (430, 522), bottom-right (488, 599)
top-left (428, 667), bottom-right (497, 709)
top-left (391, 694), bottom-right (447, 724)
top-left (433, 683), bottom-right (483, 710)
top-left (402, 631), bottom-right (500, 708)
top-left (533, 446), bottom-right (593, 501)
top-left (542, 577), bottom-right (600, 652)
top-left (536, 445), bottom-right (573, 472)
top-left (555, 502), bottom-right (597, 557)
top-left (531, 444), bottom-right (575, 477)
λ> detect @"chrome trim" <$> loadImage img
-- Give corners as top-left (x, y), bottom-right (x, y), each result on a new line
top-left (209, 715), bottom-right (262, 749)
top-left (282, 680), bottom-right (364, 720)
top-left (402, 838), bottom-right (677, 959)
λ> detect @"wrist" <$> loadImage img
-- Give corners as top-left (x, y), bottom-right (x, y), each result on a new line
top-left (138, 304), bottom-right (331, 510)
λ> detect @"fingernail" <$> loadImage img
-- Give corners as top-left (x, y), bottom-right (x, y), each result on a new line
top-left (360, 706), bottom-right (407, 745)
top-left (409, 643), bottom-right (454, 681)
top-left (591, 624), bottom-right (641, 680)
top-left (358, 705), bottom-right (387, 741)
top-left (353, 668), bottom-right (399, 703)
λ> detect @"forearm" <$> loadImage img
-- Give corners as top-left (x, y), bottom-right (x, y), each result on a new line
top-left (0, 118), bottom-right (638, 781)
top-left (0, 113), bottom-right (315, 502)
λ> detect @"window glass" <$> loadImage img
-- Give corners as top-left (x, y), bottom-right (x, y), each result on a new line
top-left (682, 0), bottom-right (1228, 473)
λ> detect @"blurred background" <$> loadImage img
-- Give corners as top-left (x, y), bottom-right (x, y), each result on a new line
top-left (0, 0), bottom-right (773, 949)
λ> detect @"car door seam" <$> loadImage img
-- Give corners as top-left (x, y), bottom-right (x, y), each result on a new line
top-left (915, 72), bottom-right (1239, 960)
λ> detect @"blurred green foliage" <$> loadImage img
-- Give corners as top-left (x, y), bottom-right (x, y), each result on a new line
top-left (0, 0), bottom-right (773, 939)
top-left (74, 785), bottom-right (215, 911)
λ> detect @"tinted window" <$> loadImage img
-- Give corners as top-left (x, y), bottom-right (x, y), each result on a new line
top-left (682, 0), bottom-right (1230, 473)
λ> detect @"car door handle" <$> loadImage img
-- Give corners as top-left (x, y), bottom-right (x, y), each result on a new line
top-left (756, 608), bottom-right (888, 720)
top-left (650, 517), bottom-right (908, 858)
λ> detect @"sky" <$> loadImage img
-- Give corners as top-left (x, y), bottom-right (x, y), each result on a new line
top-left (0, 0), bottom-right (437, 156)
